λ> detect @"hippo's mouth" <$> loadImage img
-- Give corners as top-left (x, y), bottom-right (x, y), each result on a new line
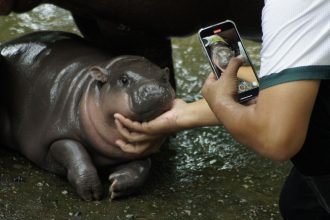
top-left (134, 98), bottom-right (173, 122)
top-left (129, 84), bottom-right (174, 122)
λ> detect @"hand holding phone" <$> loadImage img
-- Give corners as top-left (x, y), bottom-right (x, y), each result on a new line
top-left (198, 20), bottom-right (259, 102)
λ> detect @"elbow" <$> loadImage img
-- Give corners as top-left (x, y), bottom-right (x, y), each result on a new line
top-left (263, 147), bottom-right (293, 161)
top-left (257, 132), bottom-right (304, 162)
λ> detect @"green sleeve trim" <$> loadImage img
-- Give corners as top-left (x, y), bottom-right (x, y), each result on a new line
top-left (259, 66), bottom-right (330, 90)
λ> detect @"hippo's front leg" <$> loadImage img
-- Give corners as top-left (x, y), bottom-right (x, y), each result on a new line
top-left (47, 139), bottom-right (103, 201)
top-left (109, 158), bottom-right (151, 199)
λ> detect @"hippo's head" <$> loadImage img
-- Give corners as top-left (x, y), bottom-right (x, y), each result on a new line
top-left (89, 56), bottom-right (175, 122)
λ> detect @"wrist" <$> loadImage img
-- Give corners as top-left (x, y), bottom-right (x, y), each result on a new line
top-left (173, 100), bottom-right (191, 131)
top-left (208, 95), bottom-right (239, 123)
top-left (177, 99), bottom-right (220, 129)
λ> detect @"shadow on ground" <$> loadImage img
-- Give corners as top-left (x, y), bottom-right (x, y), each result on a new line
top-left (0, 137), bottom-right (290, 220)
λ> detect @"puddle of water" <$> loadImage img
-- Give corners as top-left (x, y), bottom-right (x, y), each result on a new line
top-left (0, 4), bottom-right (291, 220)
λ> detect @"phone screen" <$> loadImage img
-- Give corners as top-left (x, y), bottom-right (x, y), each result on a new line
top-left (199, 20), bottom-right (259, 102)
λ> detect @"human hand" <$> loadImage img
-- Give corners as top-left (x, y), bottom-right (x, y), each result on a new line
top-left (114, 121), bottom-right (166, 155)
top-left (202, 56), bottom-right (244, 105)
top-left (114, 99), bottom-right (188, 154)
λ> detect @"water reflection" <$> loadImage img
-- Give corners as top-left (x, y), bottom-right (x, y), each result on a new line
top-left (0, 4), bottom-right (78, 43)
top-left (171, 36), bottom-right (265, 174)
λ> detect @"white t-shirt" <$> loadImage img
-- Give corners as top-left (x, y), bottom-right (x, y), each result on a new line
top-left (259, 0), bottom-right (330, 89)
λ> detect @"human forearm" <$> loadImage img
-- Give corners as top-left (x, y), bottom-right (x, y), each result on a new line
top-left (209, 97), bottom-right (289, 160)
top-left (209, 97), bottom-right (275, 159)
top-left (177, 99), bottom-right (221, 130)
top-left (202, 58), bottom-right (320, 161)
top-left (208, 81), bottom-right (319, 161)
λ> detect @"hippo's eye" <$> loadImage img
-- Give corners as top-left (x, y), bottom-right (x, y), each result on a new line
top-left (119, 75), bottom-right (129, 86)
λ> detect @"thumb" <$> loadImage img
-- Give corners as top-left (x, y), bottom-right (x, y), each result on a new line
top-left (222, 56), bottom-right (244, 79)
top-left (204, 72), bottom-right (217, 87)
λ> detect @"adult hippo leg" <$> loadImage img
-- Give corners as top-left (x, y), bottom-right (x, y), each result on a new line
top-left (72, 14), bottom-right (176, 89)
top-left (0, 0), bottom-right (13, 15)
top-left (109, 158), bottom-right (151, 199)
top-left (46, 139), bottom-right (103, 201)
top-left (71, 14), bottom-right (102, 46)
top-left (0, 0), bottom-right (41, 15)
top-left (0, 54), bottom-right (10, 147)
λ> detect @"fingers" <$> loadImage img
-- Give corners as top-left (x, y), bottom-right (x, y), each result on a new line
top-left (114, 113), bottom-right (147, 132)
top-left (115, 113), bottom-right (171, 135)
top-left (202, 72), bottom-right (217, 93)
top-left (114, 119), bottom-right (150, 142)
top-left (203, 57), bottom-right (243, 103)
top-left (115, 140), bottom-right (149, 154)
top-left (114, 118), bottom-right (164, 154)
top-left (204, 72), bottom-right (217, 85)
top-left (113, 112), bottom-right (170, 155)
top-left (246, 97), bottom-right (258, 105)
top-left (223, 57), bottom-right (244, 78)
top-left (115, 138), bottom-right (163, 155)
top-left (207, 72), bottom-right (217, 81)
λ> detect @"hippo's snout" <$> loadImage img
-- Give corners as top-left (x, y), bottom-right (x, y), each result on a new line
top-left (136, 84), bottom-right (165, 102)
top-left (131, 82), bottom-right (174, 121)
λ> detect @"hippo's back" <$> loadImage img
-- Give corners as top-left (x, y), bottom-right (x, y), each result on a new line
top-left (0, 31), bottom-right (111, 77)
top-left (0, 31), bottom-right (112, 163)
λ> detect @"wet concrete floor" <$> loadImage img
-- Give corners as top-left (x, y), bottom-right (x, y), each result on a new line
top-left (0, 4), bottom-right (291, 220)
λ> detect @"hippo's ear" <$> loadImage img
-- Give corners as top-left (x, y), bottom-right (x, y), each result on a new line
top-left (89, 66), bottom-right (109, 83)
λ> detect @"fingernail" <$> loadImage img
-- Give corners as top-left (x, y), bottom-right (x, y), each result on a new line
top-left (236, 54), bottom-right (244, 60)
top-left (115, 140), bottom-right (125, 148)
top-left (236, 54), bottom-right (247, 64)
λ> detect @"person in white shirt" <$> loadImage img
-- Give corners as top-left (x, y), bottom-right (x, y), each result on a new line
top-left (113, 0), bottom-right (330, 218)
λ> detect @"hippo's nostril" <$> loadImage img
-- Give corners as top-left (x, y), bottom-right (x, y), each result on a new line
top-left (139, 84), bottom-right (164, 99)
top-left (132, 84), bottom-right (168, 109)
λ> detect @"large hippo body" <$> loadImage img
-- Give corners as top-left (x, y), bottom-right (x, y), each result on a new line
top-left (0, 31), bottom-right (175, 200)
top-left (0, 0), bottom-right (264, 87)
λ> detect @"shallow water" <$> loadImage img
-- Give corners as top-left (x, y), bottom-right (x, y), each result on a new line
top-left (0, 4), bottom-right (291, 220)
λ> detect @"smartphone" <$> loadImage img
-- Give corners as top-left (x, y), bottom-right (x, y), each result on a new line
top-left (198, 20), bottom-right (259, 102)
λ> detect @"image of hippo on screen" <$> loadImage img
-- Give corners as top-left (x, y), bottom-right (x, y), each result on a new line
top-left (0, 31), bottom-right (175, 200)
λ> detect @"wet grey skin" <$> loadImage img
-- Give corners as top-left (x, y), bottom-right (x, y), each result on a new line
top-left (0, 31), bottom-right (175, 201)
